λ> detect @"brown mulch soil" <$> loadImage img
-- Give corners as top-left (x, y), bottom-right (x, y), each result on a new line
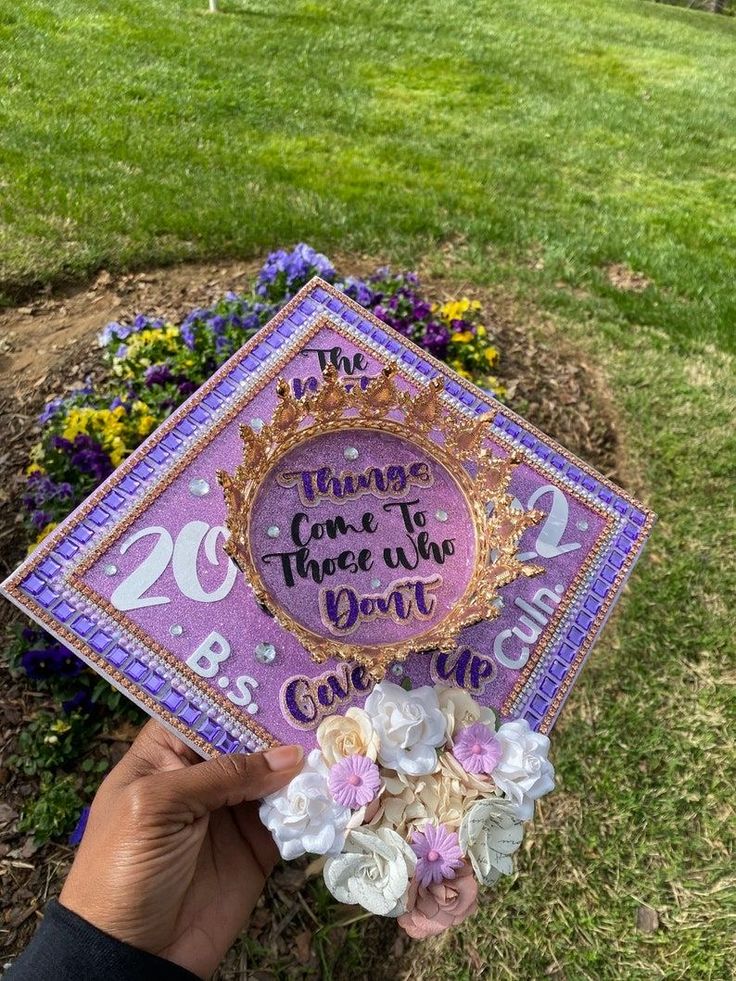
top-left (0, 259), bottom-right (622, 977)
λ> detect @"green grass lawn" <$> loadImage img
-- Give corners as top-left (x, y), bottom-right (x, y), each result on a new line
top-left (1, 0), bottom-right (735, 352)
top-left (2, 0), bottom-right (735, 978)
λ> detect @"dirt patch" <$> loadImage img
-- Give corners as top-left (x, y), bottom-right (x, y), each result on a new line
top-left (0, 259), bottom-right (621, 976)
top-left (605, 263), bottom-right (652, 293)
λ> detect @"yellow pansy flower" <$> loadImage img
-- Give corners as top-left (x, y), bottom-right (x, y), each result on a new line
top-left (450, 362), bottom-right (472, 379)
top-left (29, 522), bottom-right (58, 551)
top-left (438, 298), bottom-right (481, 324)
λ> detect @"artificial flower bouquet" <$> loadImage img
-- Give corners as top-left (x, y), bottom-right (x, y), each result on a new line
top-left (260, 681), bottom-right (554, 939)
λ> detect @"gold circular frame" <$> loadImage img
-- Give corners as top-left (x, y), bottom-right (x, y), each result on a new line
top-left (218, 365), bottom-right (543, 680)
top-left (243, 419), bottom-right (481, 671)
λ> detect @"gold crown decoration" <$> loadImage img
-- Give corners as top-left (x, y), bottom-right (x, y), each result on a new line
top-left (218, 365), bottom-right (544, 680)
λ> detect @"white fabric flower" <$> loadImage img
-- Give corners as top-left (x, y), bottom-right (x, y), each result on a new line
top-left (259, 749), bottom-right (350, 860)
top-left (323, 827), bottom-right (416, 916)
top-left (364, 681), bottom-right (446, 775)
top-left (316, 707), bottom-right (379, 764)
top-left (459, 797), bottom-right (524, 886)
top-left (436, 684), bottom-right (497, 742)
top-left (491, 720), bottom-right (556, 820)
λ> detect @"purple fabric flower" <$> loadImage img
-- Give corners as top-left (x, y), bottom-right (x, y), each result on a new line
top-left (411, 824), bottom-right (464, 887)
top-left (327, 754), bottom-right (380, 809)
top-left (452, 722), bottom-right (502, 775)
top-left (68, 806), bottom-right (90, 847)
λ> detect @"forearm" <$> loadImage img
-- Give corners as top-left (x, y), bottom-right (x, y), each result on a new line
top-left (5, 900), bottom-right (202, 981)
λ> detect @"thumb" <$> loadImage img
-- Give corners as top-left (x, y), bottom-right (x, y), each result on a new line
top-left (146, 744), bottom-right (304, 817)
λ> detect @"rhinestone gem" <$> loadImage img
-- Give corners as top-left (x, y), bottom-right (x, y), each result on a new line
top-left (555, 583), bottom-right (565, 594)
top-left (344, 447), bottom-right (359, 461)
top-left (390, 664), bottom-right (404, 677)
top-left (435, 509), bottom-right (448, 522)
top-left (189, 477), bottom-right (210, 497)
top-left (576, 519), bottom-right (589, 531)
top-left (103, 563), bottom-right (118, 576)
top-left (246, 703), bottom-right (259, 715)
top-left (267, 525), bottom-right (280, 538)
top-left (251, 418), bottom-right (264, 431)
top-left (370, 578), bottom-right (382, 589)
top-left (254, 642), bottom-right (276, 664)
top-left (169, 624), bottom-right (184, 637)
top-left (217, 676), bottom-right (229, 689)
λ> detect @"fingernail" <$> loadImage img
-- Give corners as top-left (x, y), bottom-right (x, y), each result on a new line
top-left (264, 744), bottom-right (303, 772)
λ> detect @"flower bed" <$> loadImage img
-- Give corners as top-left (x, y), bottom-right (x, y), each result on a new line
top-left (6, 244), bottom-right (506, 843)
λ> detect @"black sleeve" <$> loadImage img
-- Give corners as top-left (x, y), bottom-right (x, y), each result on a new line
top-left (4, 899), bottom-right (203, 981)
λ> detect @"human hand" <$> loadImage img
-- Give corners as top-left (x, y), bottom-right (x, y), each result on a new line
top-left (60, 719), bottom-right (303, 979)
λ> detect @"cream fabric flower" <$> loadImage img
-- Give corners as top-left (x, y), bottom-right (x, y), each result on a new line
top-left (437, 752), bottom-right (496, 812)
top-left (492, 720), bottom-right (555, 820)
top-left (370, 753), bottom-right (493, 837)
top-left (259, 749), bottom-right (351, 860)
top-left (316, 707), bottom-right (379, 765)
top-left (459, 797), bottom-right (524, 886)
top-left (369, 770), bottom-right (441, 838)
top-left (364, 681), bottom-right (446, 776)
top-left (323, 827), bottom-right (416, 916)
top-left (437, 684), bottom-right (497, 742)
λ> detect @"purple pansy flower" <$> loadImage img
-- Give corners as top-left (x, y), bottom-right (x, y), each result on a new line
top-left (49, 434), bottom-right (113, 482)
top-left (327, 754), bottom-right (380, 809)
top-left (452, 722), bottom-right (502, 775)
top-left (144, 363), bottom-right (173, 387)
top-left (411, 823), bottom-right (464, 887)
top-left (68, 806), bottom-right (90, 847)
top-left (38, 396), bottom-right (65, 425)
top-left (255, 243), bottom-right (336, 300)
top-left (21, 644), bottom-right (84, 680)
top-left (62, 689), bottom-right (94, 715)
